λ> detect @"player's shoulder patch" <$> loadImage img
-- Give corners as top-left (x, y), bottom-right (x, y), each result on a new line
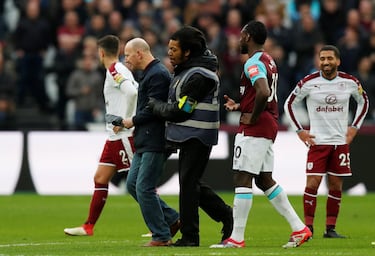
top-left (247, 64), bottom-right (260, 79)
top-left (358, 84), bottom-right (364, 95)
top-left (108, 63), bottom-right (125, 85)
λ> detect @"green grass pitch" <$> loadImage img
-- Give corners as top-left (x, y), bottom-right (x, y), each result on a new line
top-left (0, 193), bottom-right (374, 255)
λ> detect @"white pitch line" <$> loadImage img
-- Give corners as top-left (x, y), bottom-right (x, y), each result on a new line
top-left (0, 242), bottom-right (67, 248)
top-left (0, 240), bottom-right (125, 248)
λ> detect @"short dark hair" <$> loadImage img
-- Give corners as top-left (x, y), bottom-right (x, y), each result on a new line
top-left (97, 35), bottom-right (120, 56)
top-left (320, 45), bottom-right (340, 59)
top-left (243, 20), bottom-right (267, 45)
top-left (170, 26), bottom-right (207, 57)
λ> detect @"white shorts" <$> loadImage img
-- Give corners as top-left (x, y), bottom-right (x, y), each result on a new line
top-left (232, 133), bottom-right (274, 175)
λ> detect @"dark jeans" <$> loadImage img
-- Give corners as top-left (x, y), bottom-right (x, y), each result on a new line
top-left (177, 138), bottom-right (231, 242)
top-left (126, 151), bottom-right (179, 241)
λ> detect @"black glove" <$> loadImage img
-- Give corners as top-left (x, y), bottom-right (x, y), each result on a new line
top-left (147, 97), bottom-right (190, 122)
top-left (146, 97), bottom-right (159, 111)
top-left (105, 114), bottom-right (124, 127)
top-left (111, 117), bottom-right (124, 127)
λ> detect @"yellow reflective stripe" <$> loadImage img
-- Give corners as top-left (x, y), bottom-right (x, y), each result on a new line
top-left (178, 95), bottom-right (198, 113)
top-left (178, 95), bottom-right (187, 109)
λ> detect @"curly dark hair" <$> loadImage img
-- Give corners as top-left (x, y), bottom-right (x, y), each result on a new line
top-left (170, 26), bottom-right (207, 57)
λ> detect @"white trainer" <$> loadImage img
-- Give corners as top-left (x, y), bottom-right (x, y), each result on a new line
top-left (64, 225), bottom-right (93, 236)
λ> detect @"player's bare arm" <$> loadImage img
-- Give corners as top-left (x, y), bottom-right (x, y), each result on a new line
top-left (250, 78), bottom-right (269, 124)
top-left (297, 130), bottom-right (316, 146)
top-left (240, 112), bottom-right (252, 124)
top-left (346, 126), bottom-right (358, 144)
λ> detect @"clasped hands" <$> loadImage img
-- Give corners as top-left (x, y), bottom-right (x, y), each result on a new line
top-left (105, 114), bottom-right (133, 133)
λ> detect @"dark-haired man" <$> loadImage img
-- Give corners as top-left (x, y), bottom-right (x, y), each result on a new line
top-left (284, 45), bottom-right (369, 239)
top-left (64, 35), bottom-right (138, 236)
top-left (148, 26), bottom-right (233, 247)
top-left (210, 20), bottom-right (312, 249)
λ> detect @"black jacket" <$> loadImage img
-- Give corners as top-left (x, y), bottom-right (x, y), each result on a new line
top-left (149, 50), bottom-right (219, 122)
top-left (132, 59), bottom-right (171, 153)
top-left (174, 49), bottom-right (218, 103)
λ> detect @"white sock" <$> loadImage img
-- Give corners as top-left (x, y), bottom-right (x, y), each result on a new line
top-left (265, 184), bottom-right (305, 232)
top-left (230, 187), bottom-right (253, 242)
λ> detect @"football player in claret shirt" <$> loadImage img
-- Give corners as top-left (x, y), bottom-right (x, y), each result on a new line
top-left (284, 45), bottom-right (369, 238)
top-left (210, 20), bottom-right (312, 249)
top-left (64, 35), bottom-right (138, 236)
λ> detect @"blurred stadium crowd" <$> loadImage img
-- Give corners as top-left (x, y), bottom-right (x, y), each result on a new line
top-left (0, 0), bottom-right (374, 130)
